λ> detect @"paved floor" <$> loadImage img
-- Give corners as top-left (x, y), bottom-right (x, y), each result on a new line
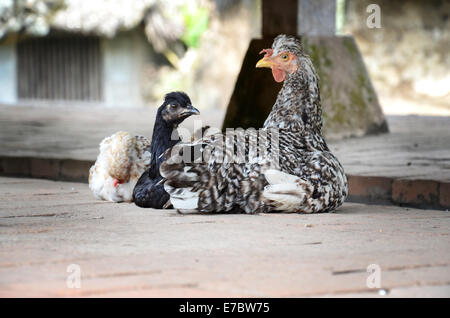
top-left (1, 177), bottom-right (449, 297)
top-left (0, 104), bottom-right (210, 162)
top-left (1, 105), bottom-right (449, 182)
top-left (331, 115), bottom-right (450, 182)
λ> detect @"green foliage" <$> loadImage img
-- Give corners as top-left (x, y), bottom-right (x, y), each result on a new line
top-left (180, 3), bottom-right (209, 48)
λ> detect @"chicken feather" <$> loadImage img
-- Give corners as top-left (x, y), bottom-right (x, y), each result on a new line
top-left (89, 131), bottom-right (151, 202)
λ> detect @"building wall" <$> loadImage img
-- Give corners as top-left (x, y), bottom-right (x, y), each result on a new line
top-left (0, 29), bottom-right (152, 107)
top-left (344, 0), bottom-right (450, 100)
top-left (0, 43), bottom-right (17, 104)
top-left (102, 30), bottom-right (152, 108)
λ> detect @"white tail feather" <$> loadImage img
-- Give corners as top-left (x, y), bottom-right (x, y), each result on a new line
top-left (264, 169), bottom-right (300, 184)
top-left (263, 169), bottom-right (308, 212)
top-left (263, 184), bottom-right (306, 211)
top-left (164, 184), bottom-right (199, 210)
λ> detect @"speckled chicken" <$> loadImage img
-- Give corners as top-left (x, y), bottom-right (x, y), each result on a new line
top-left (89, 131), bottom-right (151, 202)
top-left (160, 35), bottom-right (348, 213)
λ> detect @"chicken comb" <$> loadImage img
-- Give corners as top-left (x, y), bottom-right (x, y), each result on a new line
top-left (259, 48), bottom-right (273, 57)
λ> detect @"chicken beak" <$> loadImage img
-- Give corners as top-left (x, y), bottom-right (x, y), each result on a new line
top-left (180, 105), bottom-right (200, 117)
top-left (256, 56), bottom-right (274, 68)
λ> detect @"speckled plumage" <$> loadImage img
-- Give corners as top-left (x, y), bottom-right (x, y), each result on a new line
top-left (89, 131), bottom-right (151, 202)
top-left (160, 35), bottom-right (348, 213)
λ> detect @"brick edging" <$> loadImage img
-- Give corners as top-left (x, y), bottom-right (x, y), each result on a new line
top-left (0, 156), bottom-right (93, 183)
top-left (348, 175), bottom-right (449, 210)
top-left (1, 156), bottom-right (449, 210)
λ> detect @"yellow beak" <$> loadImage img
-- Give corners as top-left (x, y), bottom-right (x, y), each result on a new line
top-left (256, 57), bottom-right (274, 68)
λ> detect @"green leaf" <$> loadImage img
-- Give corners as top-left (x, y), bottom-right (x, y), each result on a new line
top-left (181, 3), bottom-right (209, 48)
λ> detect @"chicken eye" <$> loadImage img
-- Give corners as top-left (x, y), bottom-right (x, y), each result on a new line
top-left (170, 104), bottom-right (177, 109)
top-left (281, 54), bottom-right (288, 60)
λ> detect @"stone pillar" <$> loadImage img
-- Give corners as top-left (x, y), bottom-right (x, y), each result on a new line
top-left (298, 0), bottom-right (336, 35)
top-left (262, 0), bottom-right (298, 36)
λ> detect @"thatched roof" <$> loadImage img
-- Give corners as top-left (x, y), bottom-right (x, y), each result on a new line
top-left (0, 0), bottom-right (185, 51)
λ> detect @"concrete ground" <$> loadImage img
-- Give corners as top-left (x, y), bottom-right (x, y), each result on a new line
top-left (0, 176), bottom-right (449, 297)
top-left (0, 104), bottom-right (449, 297)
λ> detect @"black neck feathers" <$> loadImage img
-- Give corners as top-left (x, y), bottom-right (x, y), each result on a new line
top-left (150, 111), bottom-right (181, 166)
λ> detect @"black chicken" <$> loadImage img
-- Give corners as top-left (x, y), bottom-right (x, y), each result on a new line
top-left (133, 91), bottom-right (199, 208)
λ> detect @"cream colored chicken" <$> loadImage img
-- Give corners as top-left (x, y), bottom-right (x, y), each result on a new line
top-left (89, 131), bottom-right (151, 202)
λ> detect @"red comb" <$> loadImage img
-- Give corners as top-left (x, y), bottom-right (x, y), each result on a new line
top-left (259, 48), bottom-right (273, 57)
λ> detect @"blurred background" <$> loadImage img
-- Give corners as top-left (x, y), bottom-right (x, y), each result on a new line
top-left (0, 0), bottom-right (448, 115)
